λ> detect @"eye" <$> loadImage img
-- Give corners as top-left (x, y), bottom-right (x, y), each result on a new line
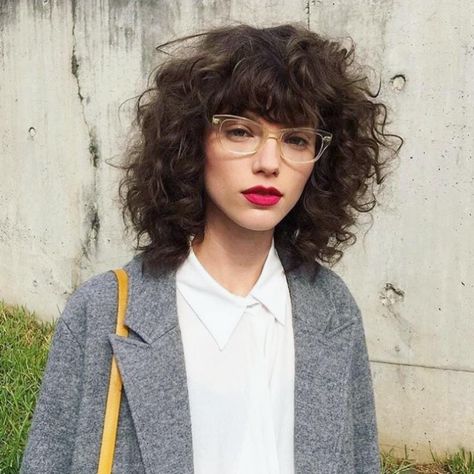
top-left (284, 133), bottom-right (311, 148)
top-left (223, 125), bottom-right (254, 141)
top-left (229, 127), bottom-right (251, 137)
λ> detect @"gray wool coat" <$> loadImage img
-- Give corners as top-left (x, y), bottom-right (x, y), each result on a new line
top-left (20, 248), bottom-right (380, 474)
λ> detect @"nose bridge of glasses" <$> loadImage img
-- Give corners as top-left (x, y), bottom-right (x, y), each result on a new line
top-left (266, 135), bottom-right (279, 142)
top-left (260, 127), bottom-right (285, 151)
top-left (258, 132), bottom-right (281, 152)
top-left (255, 132), bottom-right (285, 165)
top-left (260, 123), bottom-right (282, 139)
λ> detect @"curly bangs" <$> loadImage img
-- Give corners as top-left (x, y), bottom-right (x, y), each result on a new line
top-left (118, 23), bottom-right (402, 275)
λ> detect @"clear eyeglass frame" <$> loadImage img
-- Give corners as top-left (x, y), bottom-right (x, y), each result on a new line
top-left (211, 114), bottom-right (333, 164)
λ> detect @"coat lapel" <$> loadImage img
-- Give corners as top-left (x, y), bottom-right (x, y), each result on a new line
top-left (281, 252), bottom-right (355, 474)
top-left (111, 250), bottom-right (354, 474)
top-left (110, 255), bottom-right (194, 474)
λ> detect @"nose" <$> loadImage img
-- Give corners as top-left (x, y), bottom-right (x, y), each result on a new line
top-left (251, 136), bottom-right (281, 175)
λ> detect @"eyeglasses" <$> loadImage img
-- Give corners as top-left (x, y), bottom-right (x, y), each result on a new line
top-left (211, 114), bottom-right (332, 164)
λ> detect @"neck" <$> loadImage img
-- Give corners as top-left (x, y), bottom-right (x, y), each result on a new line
top-left (191, 210), bottom-right (274, 297)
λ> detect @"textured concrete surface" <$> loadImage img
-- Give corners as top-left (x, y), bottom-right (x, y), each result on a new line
top-left (313, 0), bottom-right (474, 459)
top-left (1, 0), bottom-right (473, 461)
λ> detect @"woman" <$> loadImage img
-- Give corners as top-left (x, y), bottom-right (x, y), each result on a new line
top-left (21, 23), bottom-right (400, 473)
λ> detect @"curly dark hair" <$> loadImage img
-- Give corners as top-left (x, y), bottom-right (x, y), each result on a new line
top-left (118, 23), bottom-right (401, 275)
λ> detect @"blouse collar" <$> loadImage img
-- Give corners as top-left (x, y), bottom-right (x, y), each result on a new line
top-left (176, 238), bottom-right (288, 350)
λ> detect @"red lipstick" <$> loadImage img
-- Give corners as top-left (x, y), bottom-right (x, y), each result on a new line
top-left (241, 186), bottom-right (283, 207)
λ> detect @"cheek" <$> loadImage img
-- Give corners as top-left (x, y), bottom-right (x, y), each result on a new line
top-left (204, 136), bottom-right (244, 186)
top-left (204, 157), bottom-right (224, 187)
top-left (291, 167), bottom-right (314, 199)
top-left (203, 142), bottom-right (219, 189)
top-left (203, 151), bottom-right (235, 198)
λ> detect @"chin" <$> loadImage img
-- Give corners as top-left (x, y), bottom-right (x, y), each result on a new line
top-left (232, 214), bottom-right (283, 232)
top-left (242, 223), bottom-right (276, 232)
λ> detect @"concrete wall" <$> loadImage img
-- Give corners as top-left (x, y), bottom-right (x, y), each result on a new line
top-left (1, 0), bottom-right (473, 461)
top-left (313, 0), bottom-right (474, 460)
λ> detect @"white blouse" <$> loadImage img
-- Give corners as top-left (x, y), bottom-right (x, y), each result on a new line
top-left (175, 239), bottom-right (295, 474)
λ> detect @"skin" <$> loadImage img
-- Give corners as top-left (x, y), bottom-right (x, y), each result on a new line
top-left (192, 112), bottom-right (315, 296)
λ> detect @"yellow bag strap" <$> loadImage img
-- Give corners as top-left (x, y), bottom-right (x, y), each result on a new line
top-left (97, 268), bottom-right (129, 474)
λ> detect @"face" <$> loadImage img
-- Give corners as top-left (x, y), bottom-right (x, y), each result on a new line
top-left (202, 112), bottom-right (315, 235)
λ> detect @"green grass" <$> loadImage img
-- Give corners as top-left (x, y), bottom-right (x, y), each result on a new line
top-left (431, 447), bottom-right (474, 473)
top-left (0, 301), bottom-right (55, 474)
top-left (380, 446), bottom-right (474, 473)
top-left (0, 300), bottom-right (473, 473)
top-left (381, 447), bottom-right (417, 473)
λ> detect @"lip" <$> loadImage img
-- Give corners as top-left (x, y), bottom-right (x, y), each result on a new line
top-left (241, 186), bottom-right (283, 207)
top-left (242, 185), bottom-right (283, 196)
top-left (243, 193), bottom-right (281, 206)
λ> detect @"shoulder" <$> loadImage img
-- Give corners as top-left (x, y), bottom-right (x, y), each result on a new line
top-left (303, 262), bottom-right (362, 330)
top-left (315, 264), bottom-right (360, 314)
top-left (58, 254), bottom-right (141, 340)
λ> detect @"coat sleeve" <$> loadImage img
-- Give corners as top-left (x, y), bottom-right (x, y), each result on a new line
top-left (348, 308), bottom-right (381, 473)
top-left (20, 292), bottom-right (86, 474)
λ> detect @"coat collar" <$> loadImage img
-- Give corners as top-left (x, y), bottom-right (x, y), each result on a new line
top-left (111, 245), bottom-right (355, 473)
top-left (119, 244), bottom-right (328, 344)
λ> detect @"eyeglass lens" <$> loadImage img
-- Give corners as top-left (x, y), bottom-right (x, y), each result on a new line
top-left (218, 118), bottom-right (326, 162)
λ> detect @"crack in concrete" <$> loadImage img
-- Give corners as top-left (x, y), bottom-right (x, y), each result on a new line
top-left (385, 282), bottom-right (405, 298)
top-left (80, 204), bottom-right (101, 260)
top-left (71, 0), bottom-right (99, 168)
top-left (371, 358), bottom-right (474, 375)
top-left (71, 0), bottom-right (100, 263)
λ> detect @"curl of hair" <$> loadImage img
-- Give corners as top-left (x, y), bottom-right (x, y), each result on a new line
top-left (118, 23), bottom-right (402, 275)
